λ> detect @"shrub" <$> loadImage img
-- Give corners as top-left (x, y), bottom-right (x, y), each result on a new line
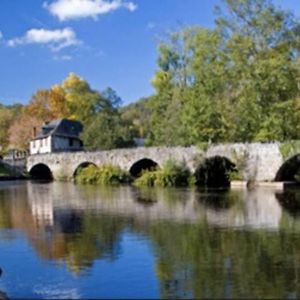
top-left (295, 169), bottom-right (300, 183)
top-left (75, 164), bottom-right (132, 185)
top-left (134, 170), bottom-right (157, 187)
top-left (134, 160), bottom-right (194, 187)
top-left (0, 163), bottom-right (14, 177)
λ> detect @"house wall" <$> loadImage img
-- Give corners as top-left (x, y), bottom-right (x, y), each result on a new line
top-left (30, 136), bottom-right (82, 155)
top-left (30, 137), bottom-right (52, 155)
top-left (52, 137), bottom-right (82, 152)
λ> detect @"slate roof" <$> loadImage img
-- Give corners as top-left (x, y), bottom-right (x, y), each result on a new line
top-left (31, 119), bottom-right (83, 141)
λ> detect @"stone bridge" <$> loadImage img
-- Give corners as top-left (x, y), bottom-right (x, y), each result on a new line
top-left (26, 142), bottom-right (300, 183)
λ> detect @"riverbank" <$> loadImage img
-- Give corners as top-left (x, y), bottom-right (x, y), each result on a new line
top-left (231, 181), bottom-right (300, 190)
top-left (0, 176), bottom-right (27, 181)
top-left (0, 162), bottom-right (27, 181)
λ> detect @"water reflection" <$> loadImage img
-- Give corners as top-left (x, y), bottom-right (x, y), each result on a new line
top-left (0, 268), bottom-right (7, 300)
top-left (0, 182), bottom-right (300, 298)
top-left (276, 189), bottom-right (300, 216)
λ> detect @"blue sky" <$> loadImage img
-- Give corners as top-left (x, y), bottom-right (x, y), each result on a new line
top-left (0, 0), bottom-right (299, 106)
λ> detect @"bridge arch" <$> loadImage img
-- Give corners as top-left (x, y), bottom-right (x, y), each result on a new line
top-left (73, 162), bottom-right (97, 178)
top-left (195, 156), bottom-right (237, 188)
top-left (29, 163), bottom-right (53, 180)
top-left (129, 158), bottom-right (159, 177)
top-left (275, 154), bottom-right (300, 182)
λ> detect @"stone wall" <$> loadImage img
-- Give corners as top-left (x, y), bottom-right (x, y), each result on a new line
top-left (27, 143), bottom-right (287, 182)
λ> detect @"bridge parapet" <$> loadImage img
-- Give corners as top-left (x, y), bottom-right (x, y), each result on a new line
top-left (27, 143), bottom-right (286, 182)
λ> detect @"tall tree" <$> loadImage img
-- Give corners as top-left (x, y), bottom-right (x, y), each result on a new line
top-left (81, 88), bottom-right (134, 150)
top-left (62, 73), bottom-right (107, 126)
top-left (147, 0), bottom-right (300, 145)
top-left (9, 114), bottom-right (41, 150)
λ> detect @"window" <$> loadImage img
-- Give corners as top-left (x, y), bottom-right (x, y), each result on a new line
top-left (69, 139), bottom-right (74, 147)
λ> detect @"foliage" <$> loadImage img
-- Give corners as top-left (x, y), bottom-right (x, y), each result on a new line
top-left (196, 142), bottom-right (209, 153)
top-left (0, 163), bottom-right (14, 177)
top-left (9, 114), bottom-right (42, 150)
top-left (3, 0), bottom-right (300, 152)
top-left (279, 140), bottom-right (300, 160)
top-left (294, 170), bottom-right (300, 183)
top-left (75, 164), bottom-right (132, 185)
top-left (4, 72), bottom-right (135, 151)
top-left (81, 111), bottom-right (134, 151)
top-left (0, 108), bottom-right (15, 152)
top-left (0, 104), bottom-right (22, 152)
top-left (228, 169), bottom-right (243, 181)
top-left (146, 0), bottom-right (300, 146)
top-left (134, 160), bottom-right (194, 187)
top-left (120, 96), bottom-right (153, 140)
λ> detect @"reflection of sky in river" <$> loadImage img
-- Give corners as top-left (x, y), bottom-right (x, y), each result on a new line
top-left (0, 230), bottom-right (158, 299)
top-left (1, 181), bottom-right (300, 298)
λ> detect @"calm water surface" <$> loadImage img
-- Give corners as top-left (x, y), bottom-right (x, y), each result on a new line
top-left (0, 181), bottom-right (300, 298)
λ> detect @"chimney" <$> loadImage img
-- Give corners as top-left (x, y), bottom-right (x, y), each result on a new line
top-left (32, 127), bottom-right (37, 138)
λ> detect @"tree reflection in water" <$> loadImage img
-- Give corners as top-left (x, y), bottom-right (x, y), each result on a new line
top-left (1, 182), bottom-right (300, 298)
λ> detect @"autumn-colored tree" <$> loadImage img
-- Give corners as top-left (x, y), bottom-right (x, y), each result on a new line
top-left (48, 85), bottom-right (70, 119)
top-left (24, 90), bottom-right (54, 122)
top-left (62, 73), bottom-right (106, 125)
top-left (0, 107), bottom-right (14, 152)
top-left (9, 113), bottom-right (42, 150)
top-left (0, 104), bottom-right (22, 153)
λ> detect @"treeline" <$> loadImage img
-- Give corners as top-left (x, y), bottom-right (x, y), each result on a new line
top-left (133, 0), bottom-right (300, 146)
top-left (0, 73), bottom-right (134, 153)
top-left (1, 0), bottom-right (300, 153)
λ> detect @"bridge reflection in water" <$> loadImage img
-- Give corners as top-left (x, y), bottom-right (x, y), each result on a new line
top-left (26, 183), bottom-right (285, 230)
top-left (1, 181), bottom-right (300, 298)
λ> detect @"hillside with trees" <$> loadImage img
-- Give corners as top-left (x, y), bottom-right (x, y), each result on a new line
top-left (1, 73), bottom-right (134, 153)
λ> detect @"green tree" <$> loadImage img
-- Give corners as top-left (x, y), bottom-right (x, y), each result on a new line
top-left (63, 73), bottom-right (108, 126)
top-left (146, 0), bottom-right (300, 145)
top-left (216, 0), bottom-right (300, 141)
top-left (81, 87), bottom-right (134, 150)
top-left (81, 111), bottom-right (134, 150)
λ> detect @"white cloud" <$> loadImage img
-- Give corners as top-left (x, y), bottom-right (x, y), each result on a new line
top-left (44, 0), bottom-right (137, 21)
top-left (7, 28), bottom-right (80, 51)
top-left (0, 31), bottom-right (3, 40)
top-left (53, 54), bottom-right (72, 60)
top-left (147, 22), bottom-right (156, 30)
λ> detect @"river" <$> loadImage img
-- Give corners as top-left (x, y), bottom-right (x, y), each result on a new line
top-left (0, 181), bottom-right (299, 298)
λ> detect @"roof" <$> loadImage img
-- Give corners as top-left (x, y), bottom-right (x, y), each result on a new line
top-left (31, 119), bottom-right (83, 141)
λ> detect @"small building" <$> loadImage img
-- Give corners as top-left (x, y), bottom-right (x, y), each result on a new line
top-left (133, 138), bottom-right (145, 147)
top-left (30, 119), bottom-right (83, 155)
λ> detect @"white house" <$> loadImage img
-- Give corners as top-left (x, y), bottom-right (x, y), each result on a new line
top-left (30, 119), bottom-right (83, 155)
